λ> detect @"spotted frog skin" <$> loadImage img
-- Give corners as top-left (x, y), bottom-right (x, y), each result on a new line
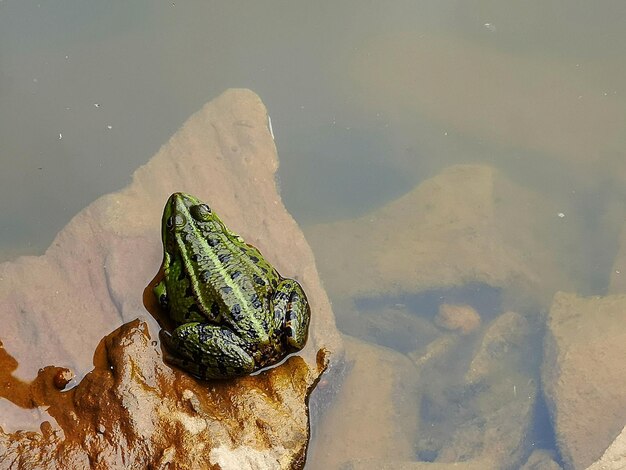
top-left (154, 193), bottom-right (310, 379)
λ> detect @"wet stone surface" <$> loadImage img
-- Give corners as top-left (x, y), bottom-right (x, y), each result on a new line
top-left (1, 320), bottom-right (327, 469)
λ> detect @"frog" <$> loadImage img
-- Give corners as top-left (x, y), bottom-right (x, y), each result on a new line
top-left (153, 192), bottom-right (310, 379)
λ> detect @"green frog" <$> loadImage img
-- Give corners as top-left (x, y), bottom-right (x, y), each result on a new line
top-left (153, 192), bottom-right (310, 379)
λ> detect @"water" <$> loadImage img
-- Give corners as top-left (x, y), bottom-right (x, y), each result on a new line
top-left (2, 1), bottom-right (626, 468)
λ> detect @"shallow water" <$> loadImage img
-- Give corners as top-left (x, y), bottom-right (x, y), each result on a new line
top-left (2, 1), bottom-right (626, 468)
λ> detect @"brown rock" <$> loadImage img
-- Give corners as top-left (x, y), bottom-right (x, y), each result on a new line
top-left (414, 312), bottom-right (537, 468)
top-left (339, 459), bottom-right (494, 469)
top-left (0, 89), bottom-right (341, 468)
top-left (306, 164), bottom-right (585, 308)
top-left (0, 320), bottom-right (326, 469)
top-left (307, 335), bottom-right (420, 469)
top-left (408, 334), bottom-right (460, 375)
top-left (586, 425), bottom-right (626, 470)
top-left (434, 373), bottom-right (537, 469)
top-left (520, 450), bottom-right (563, 470)
top-left (52, 368), bottom-right (74, 390)
top-left (434, 304), bottom-right (481, 335)
top-left (542, 293), bottom-right (626, 469)
top-left (465, 311), bottom-right (532, 385)
top-left (338, 302), bottom-right (440, 354)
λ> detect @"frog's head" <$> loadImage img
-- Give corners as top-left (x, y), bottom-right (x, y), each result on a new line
top-left (161, 192), bottom-right (223, 247)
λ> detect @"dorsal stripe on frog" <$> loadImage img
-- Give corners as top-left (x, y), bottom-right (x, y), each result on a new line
top-left (176, 217), bottom-right (270, 343)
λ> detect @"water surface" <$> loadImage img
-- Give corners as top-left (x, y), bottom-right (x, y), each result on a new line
top-left (2, 1), bottom-right (626, 468)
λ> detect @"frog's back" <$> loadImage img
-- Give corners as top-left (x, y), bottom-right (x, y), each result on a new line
top-left (189, 224), bottom-right (280, 343)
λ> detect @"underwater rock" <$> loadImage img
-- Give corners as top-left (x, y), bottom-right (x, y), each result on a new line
top-left (542, 293), bottom-right (626, 469)
top-left (307, 164), bottom-right (585, 309)
top-left (337, 302), bottom-right (440, 354)
top-left (434, 304), bottom-right (481, 335)
top-left (339, 459), bottom-right (492, 469)
top-left (307, 335), bottom-right (420, 469)
top-left (0, 89), bottom-right (341, 468)
top-left (520, 450), bottom-right (563, 470)
top-left (465, 311), bottom-right (533, 385)
top-left (586, 424), bottom-right (626, 470)
top-left (427, 311), bottom-right (536, 469)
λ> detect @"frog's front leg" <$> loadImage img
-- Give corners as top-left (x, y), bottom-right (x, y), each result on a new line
top-left (273, 279), bottom-right (310, 351)
top-left (160, 323), bottom-right (255, 379)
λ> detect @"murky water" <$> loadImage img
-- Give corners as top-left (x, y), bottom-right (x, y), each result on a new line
top-left (2, 1), bottom-right (626, 468)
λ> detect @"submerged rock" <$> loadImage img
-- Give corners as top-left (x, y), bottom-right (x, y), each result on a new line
top-left (427, 311), bottom-right (537, 469)
top-left (0, 89), bottom-right (341, 468)
top-left (434, 304), bottom-right (481, 335)
top-left (465, 311), bottom-right (534, 385)
top-left (337, 302), bottom-right (440, 354)
top-left (306, 164), bottom-right (585, 309)
top-left (340, 459), bottom-right (492, 469)
top-left (586, 424), bottom-right (626, 470)
top-left (520, 450), bottom-right (563, 470)
top-left (307, 335), bottom-right (420, 469)
top-left (542, 293), bottom-right (626, 469)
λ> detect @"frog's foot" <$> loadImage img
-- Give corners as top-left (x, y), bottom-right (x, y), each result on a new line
top-left (273, 279), bottom-right (310, 351)
top-left (153, 280), bottom-right (168, 309)
top-left (160, 323), bottom-right (255, 379)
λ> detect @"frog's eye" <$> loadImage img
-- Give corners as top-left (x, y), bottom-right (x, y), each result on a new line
top-left (190, 204), bottom-right (212, 221)
top-left (167, 213), bottom-right (187, 231)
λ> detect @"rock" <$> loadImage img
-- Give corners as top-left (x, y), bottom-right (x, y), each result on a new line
top-left (347, 31), bottom-right (626, 299)
top-left (337, 302), bottom-right (440, 354)
top-left (465, 311), bottom-right (534, 385)
top-left (0, 320), bottom-right (326, 469)
top-left (433, 372), bottom-right (536, 469)
top-left (0, 89), bottom-right (341, 468)
top-left (586, 425), bottom-right (626, 470)
top-left (434, 304), bottom-right (481, 335)
top-left (306, 335), bottom-right (420, 469)
top-left (542, 293), bottom-right (626, 469)
top-left (520, 450), bottom-right (563, 470)
top-left (408, 334), bottom-right (460, 374)
top-left (306, 164), bottom-right (585, 308)
top-left (340, 459), bottom-right (493, 470)
top-left (416, 311), bottom-right (537, 469)
top-left (360, 310), bottom-right (537, 469)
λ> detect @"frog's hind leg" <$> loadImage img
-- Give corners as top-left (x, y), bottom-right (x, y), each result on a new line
top-left (160, 323), bottom-right (255, 379)
top-left (273, 279), bottom-right (310, 351)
